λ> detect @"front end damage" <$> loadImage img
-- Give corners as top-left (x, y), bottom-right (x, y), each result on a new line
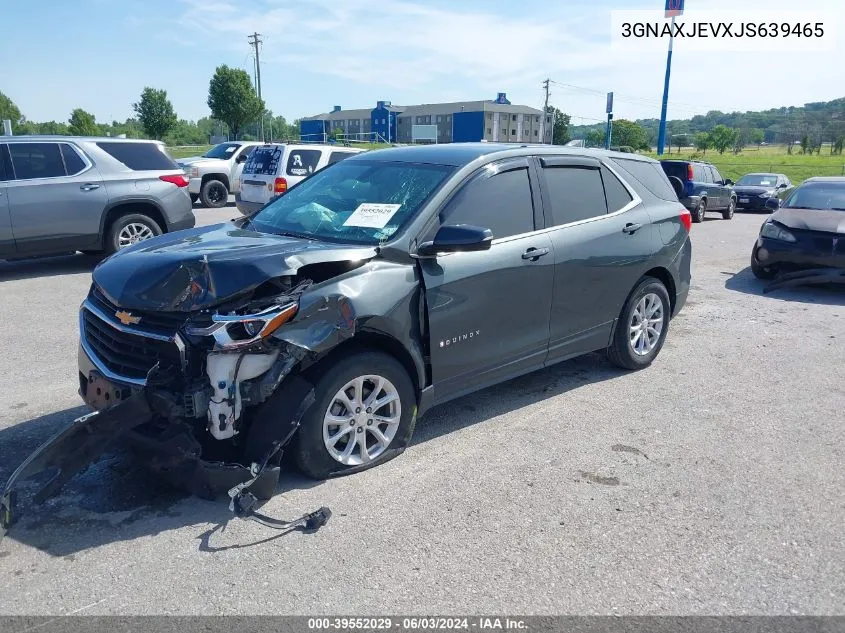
top-left (2, 258), bottom-right (364, 542)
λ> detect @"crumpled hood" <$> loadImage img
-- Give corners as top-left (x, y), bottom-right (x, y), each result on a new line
top-left (772, 208), bottom-right (845, 234)
top-left (92, 223), bottom-right (377, 312)
top-left (734, 186), bottom-right (775, 196)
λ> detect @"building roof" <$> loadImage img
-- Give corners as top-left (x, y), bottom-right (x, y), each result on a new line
top-left (303, 99), bottom-right (544, 121)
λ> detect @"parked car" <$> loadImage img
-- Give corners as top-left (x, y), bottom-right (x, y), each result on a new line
top-left (235, 143), bottom-right (364, 216)
top-left (750, 176), bottom-right (845, 279)
top-left (63, 144), bottom-right (691, 502)
top-left (733, 173), bottom-right (793, 212)
top-left (0, 136), bottom-right (195, 259)
top-left (177, 141), bottom-right (262, 208)
top-left (659, 159), bottom-right (737, 222)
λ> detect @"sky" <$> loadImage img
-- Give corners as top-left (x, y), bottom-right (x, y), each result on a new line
top-left (2, 0), bottom-right (844, 128)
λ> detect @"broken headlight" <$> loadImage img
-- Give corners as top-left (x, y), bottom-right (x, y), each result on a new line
top-left (185, 302), bottom-right (298, 350)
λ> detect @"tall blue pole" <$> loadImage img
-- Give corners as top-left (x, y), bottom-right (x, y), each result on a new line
top-left (656, 16), bottom-right (676, 155)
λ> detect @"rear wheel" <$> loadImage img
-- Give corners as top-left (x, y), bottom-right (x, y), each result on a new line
top-left (105, 214), bottom-right (162, 254)
top-left (295, 350), bottom-right (417, 480)
top-left (607, 278), bottom-right (671, 371)
top-left (693, 199), bottom-right (707, 223)
top-left (722, 198), bottom-right (736, 220)
top-left (751, 245), bottom-right (778, 280)
top-left (200, 179), bottom-right (228, 208)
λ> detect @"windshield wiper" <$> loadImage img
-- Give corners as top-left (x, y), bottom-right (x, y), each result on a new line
top-left (270, 230), bottom-right (316, 240)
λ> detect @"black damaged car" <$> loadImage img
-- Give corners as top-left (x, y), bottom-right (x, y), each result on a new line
top-left (751, 176), bottom-right (845, 285)
top-left (3, 144), bottom-right (693, 521)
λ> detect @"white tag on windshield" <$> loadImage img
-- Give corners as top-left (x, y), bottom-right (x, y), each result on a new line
top-left (343, 203), bottom-right (402, 228)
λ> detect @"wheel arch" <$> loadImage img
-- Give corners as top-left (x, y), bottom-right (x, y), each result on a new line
top-left (201, 172), bottom-right (231, 191)
top-left (99, 200), bottom-right (168, 247)
top-left (642, 266), bottom-right (677, 316)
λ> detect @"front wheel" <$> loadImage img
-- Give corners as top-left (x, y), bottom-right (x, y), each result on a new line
top-left (200, 179), bottom-right (229, 208)
top-left (723, 198), bottom-right (736, 220)
top-left (295, 350), bottom-right (417, 480)
top-left (607, 278), bottom-right (672, 371)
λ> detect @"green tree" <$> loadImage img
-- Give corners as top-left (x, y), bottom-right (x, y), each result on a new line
top-left (749, 128), bottom-right (765, 147)
top-left (709, 125), bottom-right (736, 154)
top-left (693, 132), bottom-right (711, 155)
top-left (68, 108), bottom-right (98, 136)
top-left (0, 91), bottom-right (23, 131)
top-left (546, 106), bottom-right (571, 145)
top-left (133, 87), bottom-right (178, 140)
top-left (207, 65), bottom-right (265, 140)
top-left (612, 119), bottom-right (649, 150)
top-left (799, 135), bottom-right (811, 154)
top-left (833, 136), bottom-right (844, 155)
top-left (733, 128), bottom-right (750, 154)
top-left (586, 129), bottom-right (605, 147)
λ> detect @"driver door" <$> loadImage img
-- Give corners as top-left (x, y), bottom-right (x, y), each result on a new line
top-left (419, 159), bottom-right (554, 403)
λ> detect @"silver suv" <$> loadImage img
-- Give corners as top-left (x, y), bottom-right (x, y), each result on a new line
top-left (0, 136), bottom-right (195, 258)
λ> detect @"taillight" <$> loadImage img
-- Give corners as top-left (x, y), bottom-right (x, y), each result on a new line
top-left (687, 164), bottom-right (694, 181)
top-left (679, 209), bottom-right (692, 232)
top-left (274, 177), bottom-right (288, 194)
top-left (160, 174), bottom-right (189, 187)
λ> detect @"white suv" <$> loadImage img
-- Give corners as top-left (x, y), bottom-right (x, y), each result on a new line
top-left (235, 143), bottom-right (364, 216)
top-left (177, 141), bottom-right (262, 208)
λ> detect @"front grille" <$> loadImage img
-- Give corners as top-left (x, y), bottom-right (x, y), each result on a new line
top-left (90, 285), bottom-right (196, 335)
top-left (82, 308), bottom-right (183, 381)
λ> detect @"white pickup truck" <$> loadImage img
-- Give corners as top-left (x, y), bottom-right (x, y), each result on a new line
top-left (177, 141), bottom-right (262, 207)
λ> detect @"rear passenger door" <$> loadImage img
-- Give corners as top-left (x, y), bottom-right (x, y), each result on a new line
top-left (6, 141), bottom-right (107, 254)
top-left (419, 158), bottom-right (554, 401)
top-left (538, 157), bottom-right (655, 363)
top-left (0, 145), bottom-right (13, 256)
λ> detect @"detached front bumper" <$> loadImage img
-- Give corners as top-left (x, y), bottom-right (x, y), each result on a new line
top-left (755, 235), bottom-right (845, 271)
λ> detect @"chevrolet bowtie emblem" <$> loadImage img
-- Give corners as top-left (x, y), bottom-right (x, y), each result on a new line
top-left (115, 310), bottom-right (141, 325)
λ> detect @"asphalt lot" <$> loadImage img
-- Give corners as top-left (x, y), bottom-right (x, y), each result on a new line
top-left (0, 201), bottom-right (843, 615)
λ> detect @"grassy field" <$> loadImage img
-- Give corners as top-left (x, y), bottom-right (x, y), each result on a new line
top-left (643, 145), bottom-right (845, 184)
top-left (167, 141), bottom-right (390, 160)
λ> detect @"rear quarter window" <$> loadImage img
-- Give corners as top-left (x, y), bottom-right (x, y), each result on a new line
top-left (286, 149), bottom-right (322, 177)
top-left (243, 146), bottom-right (284, 176)
top-left (659, 161), bottom-right (688, 181)
top-left (613, 158), bottom-right (678, 201)
top-left (96, 142), bottom-right (179, 171)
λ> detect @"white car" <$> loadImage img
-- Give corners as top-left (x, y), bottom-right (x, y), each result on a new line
top-left (235, 143), bottom-right (364, 216)
top-left (178, 141), bottom-right (263, 208)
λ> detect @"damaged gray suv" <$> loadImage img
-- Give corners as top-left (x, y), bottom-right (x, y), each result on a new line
top-left (4, 144), bottom-right (692, 518)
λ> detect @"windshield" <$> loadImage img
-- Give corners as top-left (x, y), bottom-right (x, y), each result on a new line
top-left (782, 182), bottom-right (845, 211)
top-left (737, 174), bottom-right (778, 187)
top-left (202, 143), bottom-right (242, 159)
top-left (250, 160), bottom-right (456, 244)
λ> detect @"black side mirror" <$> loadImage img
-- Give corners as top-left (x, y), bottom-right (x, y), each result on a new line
top-left (777, 183), bottom-right (787, 189)
top-left (765, 197), bottom-right (780, 211)
top-left (724, 179), bottom-right (734, 186)
top-left (236, 154), bottom-right (248, 163)
top-left (418, 224), bottom-right (493, 257)
top-left (667, 176), bottom-right (684, 200)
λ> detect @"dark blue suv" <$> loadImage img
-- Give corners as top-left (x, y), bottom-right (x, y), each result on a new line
top-left (660, 160), bottom-right (737, 223)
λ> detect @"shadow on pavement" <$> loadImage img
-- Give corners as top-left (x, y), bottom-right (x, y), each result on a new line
top-left (0, 253), bottom-right (102, 283)
top-left (724, 266), bottom-right (845, 306)
top-left (0, 352), bottom-right (625, 557)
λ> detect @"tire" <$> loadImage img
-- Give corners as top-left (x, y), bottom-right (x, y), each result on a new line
top-left (750, 245), bottom-right (778, 280)
top-left (189, 193), bottom-right (199, 204)
top-left (722, 198), bottom-right (736, 220)
top-left (607, 277), bottom-right (672, 371)
top-left (199, 179), bottom-right (229, 208)
top-left (693, 199), bottom-right (707, 223)
top-left (105, 213), bottom-right (162, 255)
top-left (294, 350), bottom-right (417, 480)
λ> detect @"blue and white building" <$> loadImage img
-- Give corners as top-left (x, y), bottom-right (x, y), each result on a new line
top-left (300, 93), bottom-right (552, 145)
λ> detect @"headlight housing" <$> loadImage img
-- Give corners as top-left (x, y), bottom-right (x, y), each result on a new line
top-left (189, 167), bottom-right (200, 178)
top-left (758, 191), bottom-right (775, 198)
top-left (185, 302), bottom-right (298, 349)
top-left (760, 221), bottom-right (797, 243)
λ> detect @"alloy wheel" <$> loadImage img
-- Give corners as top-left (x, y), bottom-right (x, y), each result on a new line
top-left (117, 223), bottom-right (155, 248)
top-left (629, 293), bottom-right (664, 356)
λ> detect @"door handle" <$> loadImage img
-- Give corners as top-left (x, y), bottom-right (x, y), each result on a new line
top-left (80, 183), bottom-right (100, 191)
top-left (622, 223), bottom-right (642, 234)
top-left (522, 247), bottom-right (550, 260)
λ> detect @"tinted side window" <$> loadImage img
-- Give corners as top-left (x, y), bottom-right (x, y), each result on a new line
top-left (97, 142), bottom-right (179, 170)
top-left (613, 158), bottom-right (677, 201)
top-left (692, 164), bottom-right (705, 183)
top-left (9, 143), bottom-right (66, 179)
top-left (286, 149), bottom-right (322, 176)
top-left (0, 145), bottom-right (9, 181)
top-left (710, 166), bottom-right (723, 183)
top-left (328, 151), bottom-right (355, 165)
top-left (442, 167), bottom-right (534, 239)
top-left (243, 146), bottom-right (283, 176)
top-left (600, 166), bottom-right (633, 212)
top-left (542, 166), bottom-right (607, 226)
top-left (61, 143), bottom-right (87, 175)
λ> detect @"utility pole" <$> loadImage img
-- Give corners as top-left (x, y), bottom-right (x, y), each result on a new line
top-left (541, 78), bottom-right (551, 144)
top-left (248, 32), bottom-right (264, 141)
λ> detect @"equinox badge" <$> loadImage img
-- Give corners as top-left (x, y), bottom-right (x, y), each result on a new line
top-left (440, 330), bottom-right (480, 348)
top-left (115, 310), bottom-right (141, 326)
